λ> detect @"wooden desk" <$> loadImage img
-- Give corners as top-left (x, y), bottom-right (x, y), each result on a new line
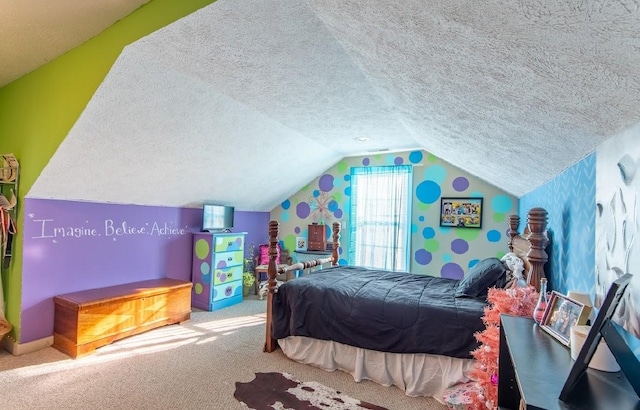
top-left (498, 315), bottom-right (639, 409)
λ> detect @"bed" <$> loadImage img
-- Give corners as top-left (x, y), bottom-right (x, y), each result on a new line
top-left (262, 208), bottom-right (548, 399)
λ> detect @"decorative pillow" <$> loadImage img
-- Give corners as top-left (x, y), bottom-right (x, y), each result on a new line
top-left (455, 257), bottom-right (508, 299)
top-left (257, 243), bottom-right (281, 265)
top-left (501, 252), bottom-right (526, 288)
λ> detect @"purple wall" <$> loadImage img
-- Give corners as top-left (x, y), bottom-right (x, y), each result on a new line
top-left (21, 198), bottom-right (269, 343)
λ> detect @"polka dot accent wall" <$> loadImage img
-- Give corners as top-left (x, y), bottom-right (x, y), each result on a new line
top-left (271, 150), bottom-right (517, 278)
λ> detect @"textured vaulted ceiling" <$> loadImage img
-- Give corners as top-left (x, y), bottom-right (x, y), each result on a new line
top-left (8, 0), bottom-right (640, 211)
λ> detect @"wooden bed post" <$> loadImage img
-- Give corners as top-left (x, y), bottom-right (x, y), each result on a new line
top-left (264, 220), bottom-right (279, 353)
top-left (507, 214), bottom-right (520, 253)
top-left (331, 222), bottom-right (341, 265)
top-left (525, 208), bottom-right (548, 292)
top-left (263, 219), bottom-right (342, 353)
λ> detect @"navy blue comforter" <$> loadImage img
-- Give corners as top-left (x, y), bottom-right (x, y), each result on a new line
top-left (271, 265), bottom-right (488, 359)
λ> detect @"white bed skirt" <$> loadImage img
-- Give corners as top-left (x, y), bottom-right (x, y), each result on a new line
top-left (278, 336), bottom-right (475, 402)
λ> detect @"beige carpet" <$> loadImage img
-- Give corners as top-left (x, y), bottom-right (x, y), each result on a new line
top-left (0, 297), bottom-right (447, 409)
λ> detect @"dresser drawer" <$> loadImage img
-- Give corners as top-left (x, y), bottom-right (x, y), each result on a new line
top-left (212, 280), bottom-right (242, 302)
top-left (213, 235), bottom-right (245, 253)
top-left (213, 250), bottom-right (243, 268)
top-left (213, 265), bottom-right (242, 285)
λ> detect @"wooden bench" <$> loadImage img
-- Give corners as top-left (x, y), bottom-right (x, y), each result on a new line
top-left (53, 278), bottom-right (192, 358)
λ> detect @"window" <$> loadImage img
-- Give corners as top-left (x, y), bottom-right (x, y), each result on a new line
top-left (348, 165), bottom-right (412, 271)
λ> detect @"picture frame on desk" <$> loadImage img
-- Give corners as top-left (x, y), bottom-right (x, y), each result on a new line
top-left (295, 236), bottom-right (307, 251)
top-left (559, 273), bottom-right (639, 401)
top-left (540, 291), bottom-right (591, 346)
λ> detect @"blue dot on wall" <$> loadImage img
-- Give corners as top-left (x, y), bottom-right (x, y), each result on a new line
top-left (441, 263), bottom-right (464, 280)
top-left (468, 259), bottom-right (480, 269)
top-left (415, 249), bottom-right (432, 265)
top-left (394, 156), bottom-right (404, 165)
top-left (280, 211), bottom-right (290, 222)
top-left (442, 254), bottom-right (452, 263)
top-left (333, 177), bottom-right (343, 188)
top-left (318, 174), bottom-right (334, 191)
top-left (416, 180), bottom-right (441, 204)
top-left (422, 227), bottom-right (435, 239)
top-left (313, 190), bottom-right (320, 197)
top-left (409, 151), bottom-right (423, 163)
top-left (334, 209), bottom-right (343, 218)
top-left (328, 200), bottom-right (339, 211)
top-left (362, 158), bottom-right (370, 166)
top-left (451, 238), bottom-right (469, 254)
top-left (296, 202), bottom-right (311, 219)
top-left (418, 215), bottom-right (425, 222)
top-left (344, 186), bottom-right (351, 196)
top-left (424, 165), bottom-right (447, 184)
top-left (491, 195), bottom-right (513, 213)
top-left (452, 177), bottom-right (469, 192)
top-left (344, 174), bottom-right (351, 181)
top-left (487, 229), bottom-right (501, 242)
top-left (281, 199), bottom-right (291, 210)
top-left (438, 225), bottom-right (452, 234)
top-left (411, 224), bottom-right (418, 233)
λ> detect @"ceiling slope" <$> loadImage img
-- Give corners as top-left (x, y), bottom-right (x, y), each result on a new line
top-left (305, 0), bottom-right (640, 195)
top-left (0, 0), bottom-right (150, 87)
top-left (28, 0), bottom-right (640, 209)
top-left (29, 0), bottom-right (417, 210)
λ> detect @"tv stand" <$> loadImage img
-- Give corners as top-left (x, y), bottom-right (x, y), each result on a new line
top-left (498, 315), bottom-right (639, 409)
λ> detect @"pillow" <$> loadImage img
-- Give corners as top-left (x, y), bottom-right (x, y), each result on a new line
top-left (455, 257), bottom-right (508, 298)
top-left (257, 243), bottom-right (281, 265)
top-left (501, 252), bottom-right (526, 288)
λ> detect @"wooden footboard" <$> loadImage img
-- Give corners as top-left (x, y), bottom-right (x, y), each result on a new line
top-left (264, 221), bottom-right (341, 352)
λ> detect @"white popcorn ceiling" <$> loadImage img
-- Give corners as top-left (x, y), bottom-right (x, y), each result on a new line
top-left (28, 0), bottom-right (640, 211)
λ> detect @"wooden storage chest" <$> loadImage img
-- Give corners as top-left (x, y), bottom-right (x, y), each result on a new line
top-left (53, 278), bottom-right (192, 358)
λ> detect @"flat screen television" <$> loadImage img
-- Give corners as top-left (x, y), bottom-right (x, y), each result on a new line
top-left (202, 204), bottom-right (234, 232)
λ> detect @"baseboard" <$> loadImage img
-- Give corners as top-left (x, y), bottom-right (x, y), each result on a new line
top-left (1, 334), bottom-right (53, 356)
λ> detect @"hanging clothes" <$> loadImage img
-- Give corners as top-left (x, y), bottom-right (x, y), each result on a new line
top-left (0, 190), bottom-right (17, 262)
top-left (0, 190), bottom-right (16, 337)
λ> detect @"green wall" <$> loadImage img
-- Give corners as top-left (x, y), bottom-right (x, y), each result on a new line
top-left (0, 0), bottom-right (216, 341)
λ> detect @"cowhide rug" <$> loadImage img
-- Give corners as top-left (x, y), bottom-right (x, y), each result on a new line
top-left (234, 372), bottom-right (388, 410)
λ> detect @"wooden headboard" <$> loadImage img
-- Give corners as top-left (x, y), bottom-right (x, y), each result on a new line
top-left (507, 207), bottom-right (549, 292)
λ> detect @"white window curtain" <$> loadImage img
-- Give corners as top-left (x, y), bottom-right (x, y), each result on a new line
top-left (348, 165), bottom-right (412, 271)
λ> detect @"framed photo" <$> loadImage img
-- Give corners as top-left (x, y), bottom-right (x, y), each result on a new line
top-left (295, 236), bottom-right (307, 251)
top-left (540, 291), bottom-right (592, 346)
top-left (439, 197), bottom-right (483, 228)
top-left (559, 273), bottom-right (637, 400)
